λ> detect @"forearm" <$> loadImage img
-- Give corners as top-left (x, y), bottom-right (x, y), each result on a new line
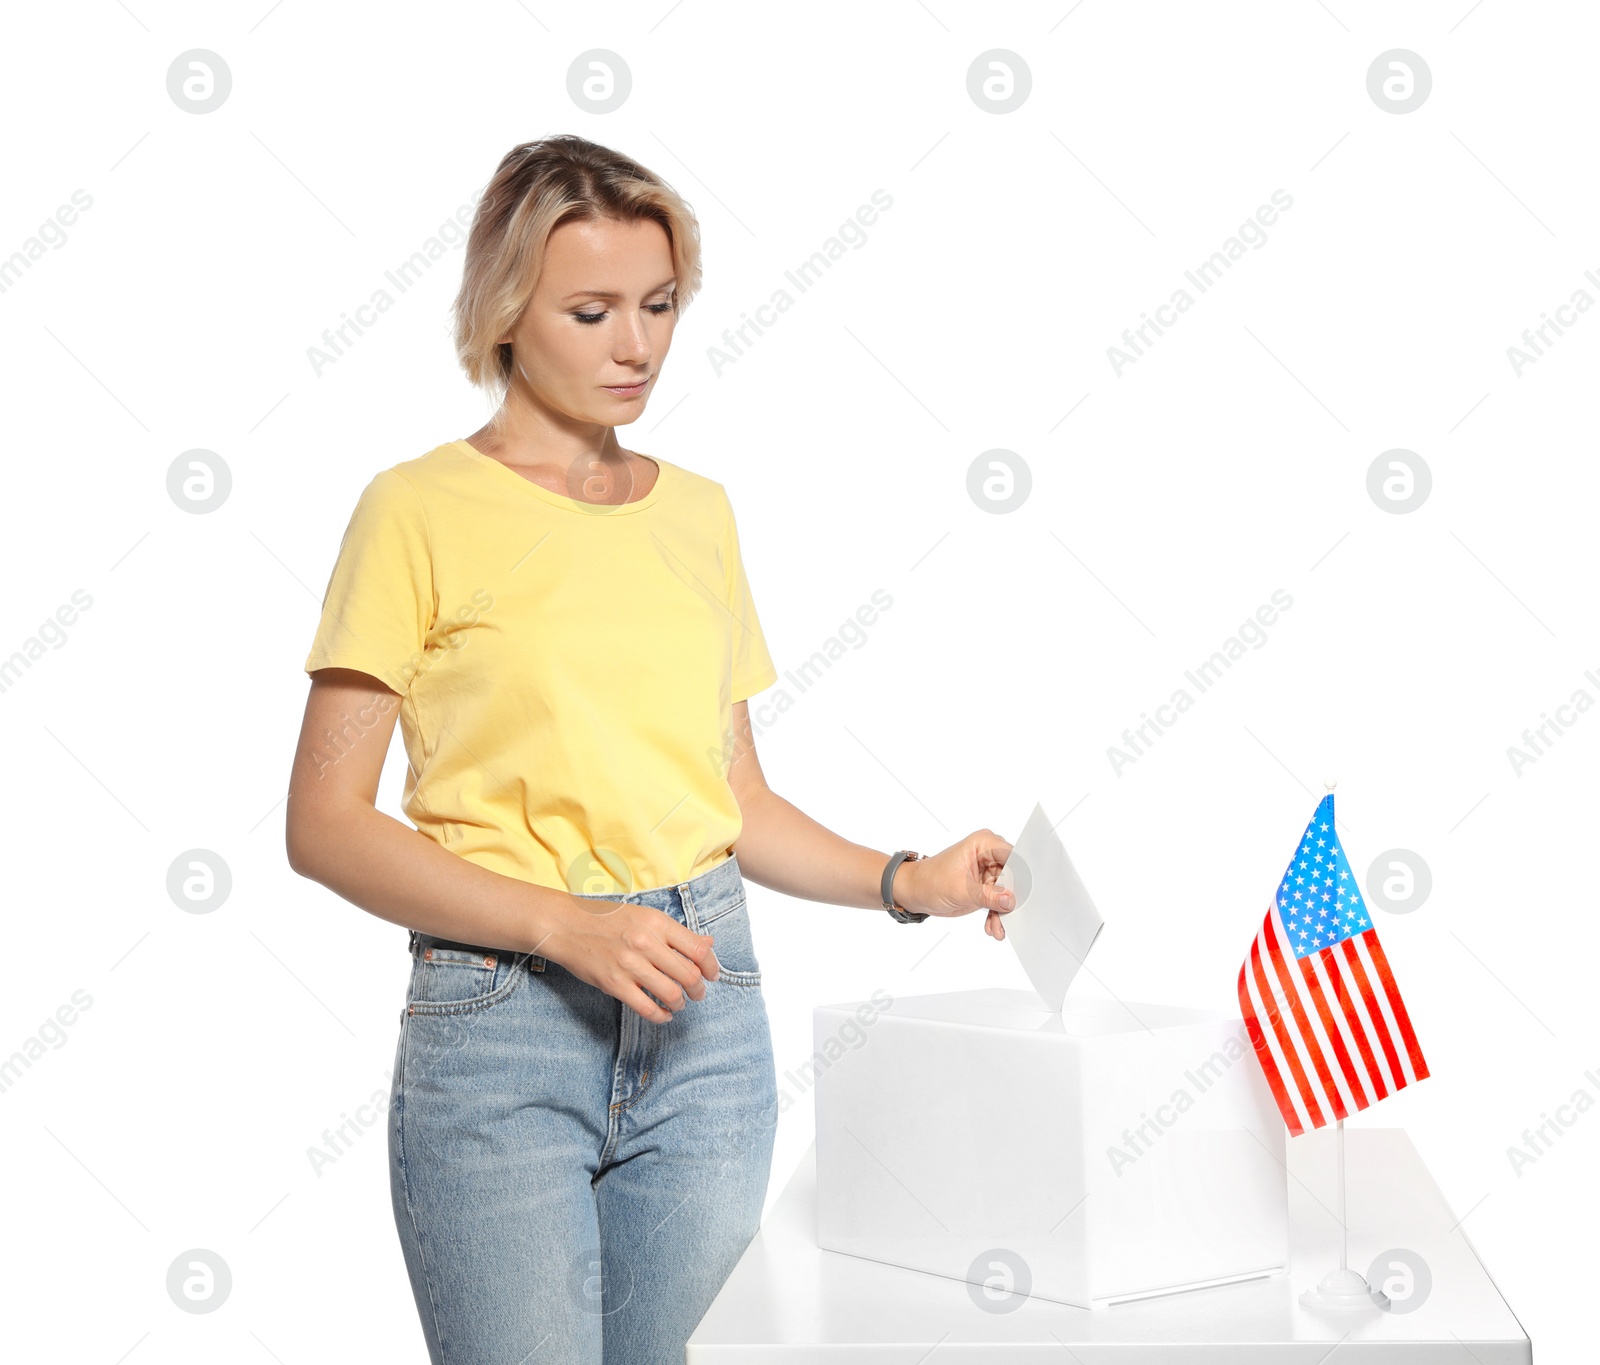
top-left (731, 786), bottom-right (907, 911)
top-left (288, 800), bottom-right (576, 956)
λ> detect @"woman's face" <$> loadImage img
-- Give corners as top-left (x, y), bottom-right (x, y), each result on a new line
top-left (501, 215), bottom-right (677, 426)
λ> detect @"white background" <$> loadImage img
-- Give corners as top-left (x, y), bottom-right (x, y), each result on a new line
top-left (1, 0), bottom-right (1593, 1359)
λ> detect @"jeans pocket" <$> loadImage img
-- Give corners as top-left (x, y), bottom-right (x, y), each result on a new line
top-left (406, 939), bottom-right (523, 1016)
top-left (697, 895), bottom-right (761, 987)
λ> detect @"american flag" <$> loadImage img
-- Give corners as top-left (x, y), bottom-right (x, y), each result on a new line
top-left (1237, 793), bottom-right (1429, 1137)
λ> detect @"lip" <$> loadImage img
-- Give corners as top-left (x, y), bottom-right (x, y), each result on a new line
top-left (601, 377), bottom-right (649, 396)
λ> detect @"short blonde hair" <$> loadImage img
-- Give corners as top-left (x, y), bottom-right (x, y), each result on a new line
top-left (453, 134), bottom-right (702, 407)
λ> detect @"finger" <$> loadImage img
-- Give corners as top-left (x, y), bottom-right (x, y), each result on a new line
top-left (977, 879), bottom-right (1015, 913)
top-left (620, 982), bottom-right (674, 1025)
top-left (668, 923), bottom-right (721, 981)
top-left (972, 830), bottom-right (1014, 870)
top-left (647, 938), bottom-right (714, 1003)
top-left (637, 960), bottom-right (700, 1012)
top-left (987, 908), bottom-right (1006, 940)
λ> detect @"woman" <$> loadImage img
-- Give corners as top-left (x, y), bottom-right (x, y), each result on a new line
top-left (285, 133), bottom-right (1016, 1365)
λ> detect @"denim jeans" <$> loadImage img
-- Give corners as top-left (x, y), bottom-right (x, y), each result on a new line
top-left (387, 851), bottom-right (777, 1365)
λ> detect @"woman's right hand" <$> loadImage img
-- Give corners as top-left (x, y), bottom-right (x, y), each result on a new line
top-left (537, 897), bottom-right (721, 1024)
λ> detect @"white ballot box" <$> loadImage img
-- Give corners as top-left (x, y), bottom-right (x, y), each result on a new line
top-left (813, 987), bottom-right (1289, 1308)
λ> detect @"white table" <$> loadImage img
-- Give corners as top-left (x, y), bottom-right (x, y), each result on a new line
top-left (688, 1126), bottom-right (1531, 1362)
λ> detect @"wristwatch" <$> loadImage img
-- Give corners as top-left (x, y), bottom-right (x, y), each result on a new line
top-left (881, 850), bottom-right (929, 923)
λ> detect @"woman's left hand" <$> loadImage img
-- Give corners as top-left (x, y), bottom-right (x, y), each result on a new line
top-left (897, 829), bottom-right (1016, 940)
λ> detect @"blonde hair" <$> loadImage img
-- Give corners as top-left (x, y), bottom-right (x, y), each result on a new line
top-left (453, 134), bottom-right (702, 410)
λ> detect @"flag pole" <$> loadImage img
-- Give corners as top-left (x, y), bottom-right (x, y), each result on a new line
top-left (1338, 1115), bottom-right (1347, 1274)
top-left (1297, 779), bottom-right (1389, 1313)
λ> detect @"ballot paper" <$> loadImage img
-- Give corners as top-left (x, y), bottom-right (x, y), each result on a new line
top-left (995, 801), bottom-right (1105, 1013)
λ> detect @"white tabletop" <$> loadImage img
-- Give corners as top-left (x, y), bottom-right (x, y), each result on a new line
top-left (689, 1126), bottom-right (1531, 1362)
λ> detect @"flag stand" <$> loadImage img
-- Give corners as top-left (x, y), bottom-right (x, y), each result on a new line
top-left (1297, 1117), bottom-right (1388, 1312)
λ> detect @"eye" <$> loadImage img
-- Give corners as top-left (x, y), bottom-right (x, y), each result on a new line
top-left (571, 302), bottom-right (673, 325)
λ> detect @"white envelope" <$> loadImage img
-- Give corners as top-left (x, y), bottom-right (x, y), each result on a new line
top-left (995, 800), bottom-right (1105, 1013)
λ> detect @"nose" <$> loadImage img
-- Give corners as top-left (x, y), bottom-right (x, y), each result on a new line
top-left (612, 309), bottom-right (652, 364)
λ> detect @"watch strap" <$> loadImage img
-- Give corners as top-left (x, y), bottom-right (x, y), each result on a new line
top-left (881, 850), bottom-right (929, 923)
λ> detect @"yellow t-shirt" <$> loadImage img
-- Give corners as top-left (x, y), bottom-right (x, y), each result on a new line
top-left (303, 439), bottom-right (779, 895)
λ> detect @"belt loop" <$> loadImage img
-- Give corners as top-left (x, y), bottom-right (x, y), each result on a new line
top-left (679, 877), bottom-right (700, 934)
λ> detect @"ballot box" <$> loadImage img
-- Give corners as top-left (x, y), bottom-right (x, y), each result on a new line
top-left (812, 987), bottom-right (1289, 1308)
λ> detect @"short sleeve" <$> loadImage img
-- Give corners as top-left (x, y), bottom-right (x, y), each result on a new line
top-left (724, 496), bottom-right (779, 703)
top-left (303, 468), bottom-right (435, 694)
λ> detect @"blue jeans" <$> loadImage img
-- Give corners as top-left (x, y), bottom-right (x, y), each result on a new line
top-left (388, 851), bottom-right (777, 1364)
